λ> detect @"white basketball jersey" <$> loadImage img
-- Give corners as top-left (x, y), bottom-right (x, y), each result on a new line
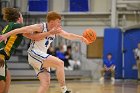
top-left (28, 22), bottom-right (55, 53)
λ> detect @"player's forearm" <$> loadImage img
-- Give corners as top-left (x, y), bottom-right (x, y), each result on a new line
top-left (31, 32), bottom-right (51, 41)
top-left (4, 24), bottom-right (41, 38)
top-left (4, 28), bottom-right (22, 38)
top-left (66, 33), bottom-right (82, 40)
top-left (23, 32), bottom-right (51, 41)
top-left (4, 27), bottom-right (34, 38)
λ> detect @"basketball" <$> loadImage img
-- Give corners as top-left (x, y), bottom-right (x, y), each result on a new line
top-left (83, 28), bottom-right (96, 44)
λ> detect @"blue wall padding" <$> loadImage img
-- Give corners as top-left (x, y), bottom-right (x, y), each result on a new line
top-left (28, 0), bottom-right (48, 12)
top-left (70, 0), bottom-right (89, 12)
top-left (123, 29), bottom-right (140, 79)
top-left (104, 28), bottom-right (122, 79)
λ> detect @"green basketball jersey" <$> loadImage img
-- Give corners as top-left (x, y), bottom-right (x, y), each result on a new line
top-left (0, 22), bottom-right (23, 60)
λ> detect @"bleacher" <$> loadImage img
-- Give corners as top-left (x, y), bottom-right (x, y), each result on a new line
top-left (6, 38), bottom-right (92, 80)
top-left (8, 62), bottom-right (92, 80)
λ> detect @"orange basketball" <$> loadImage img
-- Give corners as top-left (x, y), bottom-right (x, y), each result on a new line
top-left (83, 28), bottom-right (96, 44)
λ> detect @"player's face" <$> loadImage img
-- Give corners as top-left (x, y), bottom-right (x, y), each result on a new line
top-left (53, 19), bottom-right (61, 27)
top-left (107, 55), bottom-right (112, 60)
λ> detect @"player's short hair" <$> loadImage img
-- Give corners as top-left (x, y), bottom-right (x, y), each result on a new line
top-left (46, 11), bottom-right (61, 22)
top-left (107, 53), bottom-right (112, 56)
top-left (2, 7), bottom-right (20, 22)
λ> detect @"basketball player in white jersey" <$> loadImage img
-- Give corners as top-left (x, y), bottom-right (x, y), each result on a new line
top-left (0, 11), bottom-right (89, 93)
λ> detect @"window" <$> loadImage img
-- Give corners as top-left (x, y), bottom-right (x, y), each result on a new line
top-left (28, 0), bottom-right (48, 12)
top-left (69, 0), bottom-right (89, 12)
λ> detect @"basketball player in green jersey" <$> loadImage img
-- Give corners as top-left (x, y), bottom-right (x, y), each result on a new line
top-left (0, 7), bottom-right (24, 93)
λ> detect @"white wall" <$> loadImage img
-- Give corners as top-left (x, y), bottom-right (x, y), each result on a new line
top-left (51, 0), bottom-right (65, 12)
top-left (52, 0), bottom-right (111, 12)
top-left (63, 26), bottom-right (106, 37)
top-left (80, 42), bottom-right (103, 79)
top-left (20, 0), bottom-right (28, 13)
top-left (19, 0), bottom-right (111, 13)
top-left (91, 0), bottom-right (111, 12)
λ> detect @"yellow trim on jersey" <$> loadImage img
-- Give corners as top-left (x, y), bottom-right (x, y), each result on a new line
top-left (4, 35), bottom-right (17, 56)
top-left (0, 54), bottom-right (5, 60)
top-left (2, 25), bottom-right (9, 34)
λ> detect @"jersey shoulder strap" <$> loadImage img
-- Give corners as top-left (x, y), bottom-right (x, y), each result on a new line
top-left (42, 22), bottom-right (47, 32)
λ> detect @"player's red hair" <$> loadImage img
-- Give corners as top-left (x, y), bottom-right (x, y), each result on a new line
top-left (46, 11), bottom-right (61, 22)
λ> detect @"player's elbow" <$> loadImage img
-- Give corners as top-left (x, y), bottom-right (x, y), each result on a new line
top-left (22, 27), bottom-right (33, 34)
top-left (27, 28), bottom-right (34, 33)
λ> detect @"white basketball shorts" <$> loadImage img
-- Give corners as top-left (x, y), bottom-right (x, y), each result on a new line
top-left (28, 49), bottom-right (50, 76)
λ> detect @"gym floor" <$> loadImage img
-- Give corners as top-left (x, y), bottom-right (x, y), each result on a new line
top-left (9, 80), bottom-right (140, 93)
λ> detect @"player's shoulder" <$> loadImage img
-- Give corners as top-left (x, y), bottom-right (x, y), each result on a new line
top-left (3, 22), bottom-right (21, 32)
top-left (34, 22), bottom-right (46, 28)
top-left (40, 22), bottom-right (47, 28)
top-left (12, 22), bottom-right (23, 28)
top-left (41, 22), bottom-right (46, 24)
top-left (39, 22), bottom-right (47, 32)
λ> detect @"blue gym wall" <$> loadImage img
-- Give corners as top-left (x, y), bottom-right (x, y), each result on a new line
top-left (104, 28), bottom-right (122, 79)
top-left (123, 29), bottom-right (140, 79)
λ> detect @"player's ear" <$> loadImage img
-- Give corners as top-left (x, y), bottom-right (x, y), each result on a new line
top-left (17, 17), bottom-right (22, 23)
top-left (18, 17), bottom-right (20, 21)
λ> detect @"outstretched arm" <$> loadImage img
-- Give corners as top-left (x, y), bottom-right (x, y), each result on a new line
top-left (0, 24), bottom-right (61, 42)
top-left (58, 30), bottom-right (89, 44)
top-left (3, 24), bottom-right (42, 38)
top-left (23, 32), bottom-right (50, 41)
top-left (23, 26), bottom-right (62, 41)
top-left (0, 24), bottom-right (42, 42)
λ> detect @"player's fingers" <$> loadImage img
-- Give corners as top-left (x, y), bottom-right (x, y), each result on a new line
top-left (4, 39), bottom-right (7, 44)
top-left (57, 27), bottom-right (63, 32)
top-left (55, 27), bottom-right (62, 33)
top-left (0, 39), bottom-right (4, 42)
top-left (0, 36), bottom-right (6, 43)
top-left (83, 38), bottom-right (89, 45)
top-left (0, 36), bottom-right (3, 41)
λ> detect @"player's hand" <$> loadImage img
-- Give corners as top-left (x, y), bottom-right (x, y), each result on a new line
top-left (0, 35), bottom-right (7, 43)
top-left (49, 27), bottom-right (62, 35)
top-left (106, 68), bottom-right (110, 71)
top-left (0, 58), bottom-right (5, 68)
top-left (81, 36), bottom-right (89, 45)
top-left (49, 24), bottom-right (63, 35)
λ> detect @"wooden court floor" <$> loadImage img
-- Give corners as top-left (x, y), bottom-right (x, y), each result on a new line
top-left (10, 80), bottom-right (140, 93)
